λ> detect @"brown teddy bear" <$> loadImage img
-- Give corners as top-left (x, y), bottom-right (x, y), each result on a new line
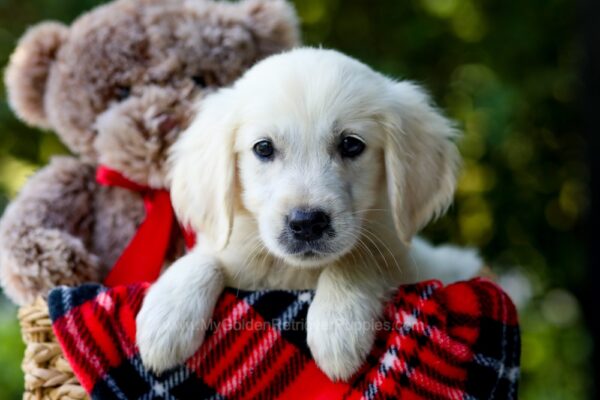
top-left (0, 0), bottom-right (300, 305)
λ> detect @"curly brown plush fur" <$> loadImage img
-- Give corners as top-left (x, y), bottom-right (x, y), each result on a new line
top-left (1, 0), bottom-right (300, 305)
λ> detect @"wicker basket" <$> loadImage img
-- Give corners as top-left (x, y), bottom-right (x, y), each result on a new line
top-left (18, 298), bottom-right (87, 400)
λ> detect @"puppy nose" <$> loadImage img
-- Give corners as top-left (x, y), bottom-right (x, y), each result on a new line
top-left (288, 209), bottom-right (331, 241)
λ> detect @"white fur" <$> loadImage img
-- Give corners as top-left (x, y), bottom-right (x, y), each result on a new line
top-left (408, 237), bottom-right (482, 284)
top-left (136, 247), bottom-right (224, 372)
top-left (136, 48), bottom-right (482, 380)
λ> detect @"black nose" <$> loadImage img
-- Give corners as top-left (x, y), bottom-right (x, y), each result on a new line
top-left (288, 209), bottom-right (331, 241)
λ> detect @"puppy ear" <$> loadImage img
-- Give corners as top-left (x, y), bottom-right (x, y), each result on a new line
top-left (4, 22), bottom-right (68, 129)
top-left (242, 0), bottom-right (300, 55)
top-left (169, 89), bottom-right (238, 250)
top-left (383, 81), bottom-right (460, 243)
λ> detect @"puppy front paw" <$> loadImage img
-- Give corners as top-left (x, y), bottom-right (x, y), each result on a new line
top-left (135, 252), bottom-right (224, 374)
top-left (136, 284), bottom-right (212, 374)
top-left (306, 300), bottom-right (376, 381)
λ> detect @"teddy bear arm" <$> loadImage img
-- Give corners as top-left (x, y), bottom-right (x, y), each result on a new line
top-left (0, 157), bottom-right (101, 305)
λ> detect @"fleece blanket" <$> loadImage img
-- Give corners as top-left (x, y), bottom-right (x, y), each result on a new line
top-left (48, 278), bottom-right (520, 400)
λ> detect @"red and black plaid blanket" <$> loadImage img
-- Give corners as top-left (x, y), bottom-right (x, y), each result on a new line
top-left (48, 278), bottom-right (520, 399)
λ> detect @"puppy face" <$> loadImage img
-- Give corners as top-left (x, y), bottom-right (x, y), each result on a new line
top-left (235, 106), bottom-right (385, 267)
top-left (170, 48), bottom-right (459, 269)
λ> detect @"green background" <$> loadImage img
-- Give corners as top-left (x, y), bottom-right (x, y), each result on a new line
top-left (0, 0), bottom-right (590, 399)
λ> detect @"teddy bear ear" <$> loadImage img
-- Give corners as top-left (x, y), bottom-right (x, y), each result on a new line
top-left (242, 0), bottom-right (301, 54)
top-left (4, 22), bottom-right (69, 130)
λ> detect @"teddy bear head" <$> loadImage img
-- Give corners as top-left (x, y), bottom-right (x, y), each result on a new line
top-left (5, 0), bottom-right (299, 188)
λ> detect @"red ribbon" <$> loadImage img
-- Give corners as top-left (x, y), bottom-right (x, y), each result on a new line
top-left (96, 166), bottom-right (176, 287)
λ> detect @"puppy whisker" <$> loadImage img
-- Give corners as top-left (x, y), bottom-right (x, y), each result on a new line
top-left (234, 237), bottom-right (265, 287)
top-left (360, 227), bottom-right (402, 277)
top-left (347, 208), bottom-right (387, 215)
top-left (360, 217), bottom-right (402, 240)
top-left (344, 231), bottom-right (384, 277)
top-left (358, 229), bottom-right (391, 274)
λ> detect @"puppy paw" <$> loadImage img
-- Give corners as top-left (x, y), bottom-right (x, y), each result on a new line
top-left (135, 252), bottom-right (224, 374)
top-left (136, 284), bottom-right (212, 373)
top-left (306, 299), bottom-right (376, 381)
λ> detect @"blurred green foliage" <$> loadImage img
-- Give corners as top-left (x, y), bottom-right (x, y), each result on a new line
top-left (0, 0), bottom-right (589, 398)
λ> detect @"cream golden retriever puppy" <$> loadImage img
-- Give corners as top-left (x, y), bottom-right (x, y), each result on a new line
top-left (136, 48), bottom-right (482, 381)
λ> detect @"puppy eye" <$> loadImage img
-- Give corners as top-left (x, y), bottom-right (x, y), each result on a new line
top-left (339, 135), bottom-right (366, 158)
top-left (253, 139), bottom-right (275, 160)
top-left (114, 86), bottom-right (131, 101)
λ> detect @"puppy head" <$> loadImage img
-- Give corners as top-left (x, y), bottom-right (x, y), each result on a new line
top-left (171, 48), bottom-right (459, 267)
